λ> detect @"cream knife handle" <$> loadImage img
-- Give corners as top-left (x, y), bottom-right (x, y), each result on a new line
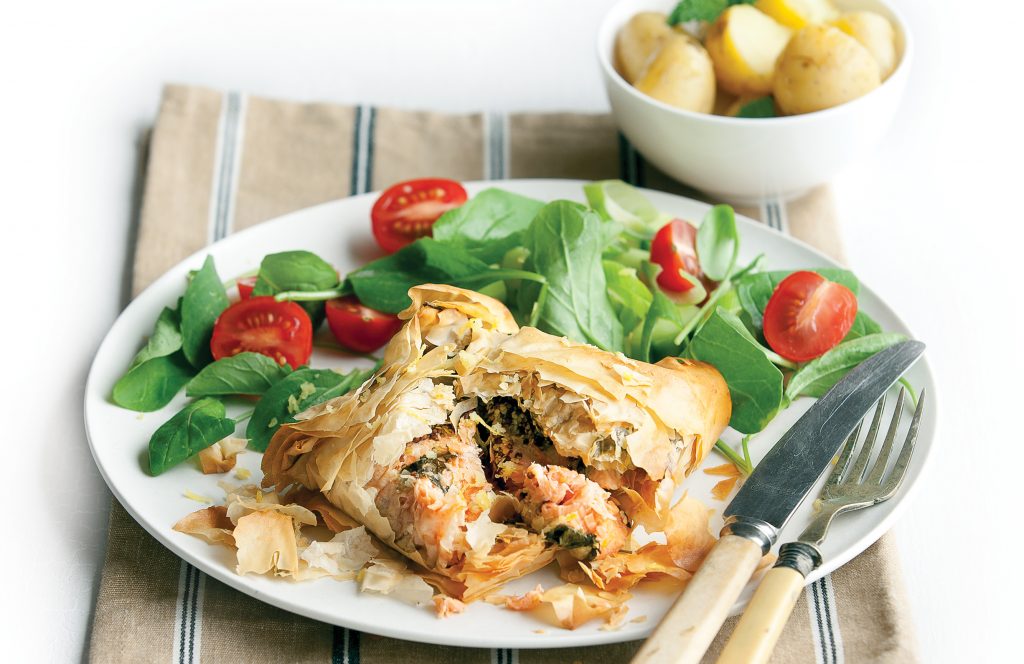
top-left (630, 534), bottom-right (763, 664)
top-left (716, 542), bottom-right (822, 664)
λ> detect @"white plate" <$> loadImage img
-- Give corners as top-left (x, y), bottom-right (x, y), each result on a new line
top-left (85, 179), bottom-right (937, 649)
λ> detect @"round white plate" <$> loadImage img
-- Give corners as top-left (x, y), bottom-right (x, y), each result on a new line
top-left (85, 179), bottom-right (936, 649)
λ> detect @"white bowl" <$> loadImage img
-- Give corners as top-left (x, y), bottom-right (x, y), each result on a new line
top-left (597, 0), bottom-right (913, 203)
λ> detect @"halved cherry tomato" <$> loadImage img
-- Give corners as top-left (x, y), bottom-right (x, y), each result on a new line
top-left (370, 178), bottom-right (468, 253)
top-left (763, 271), bottom-right (858, 362)
top-left (236, 276), bottom-right (258, 300)
top-left (210, 297), bottom-right (313, 369)
top-left (325, 296), bottom-right (403, 353)
top-left (650, 218), bottom-right (703, 292)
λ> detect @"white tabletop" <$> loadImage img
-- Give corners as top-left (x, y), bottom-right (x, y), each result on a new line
top-left (2, 0), bottom-right (1021, 661)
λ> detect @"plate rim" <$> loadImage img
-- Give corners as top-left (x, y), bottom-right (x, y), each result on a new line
top-left (84, 178), bottom-right (937, 648)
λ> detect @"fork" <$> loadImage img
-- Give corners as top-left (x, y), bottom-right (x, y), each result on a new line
top-left (715, 387), bottom-right (926, 664)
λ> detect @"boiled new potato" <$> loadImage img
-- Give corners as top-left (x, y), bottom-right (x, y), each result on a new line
top-left (774, 25), bottom-right (881, 115)
top-left (634, 34), bottom-right (716, 113)
top-left (833, 11), bottom-right (898, 80)
top-left (713, 89), bottom-right (738, 116)
top-left (724, 96), bottom-right (755, 116)
top-left (705, 5), bottom-right (791, 96)
top-left (755, 0), bottom-right (839, 29)
top-left (615, 12), bottom-right (672, 84)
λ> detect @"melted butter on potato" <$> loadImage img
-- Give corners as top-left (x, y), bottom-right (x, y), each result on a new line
top-left (773, 24), bottom-right (881, 115)
top-left (634, 34), bottom-right (716, 113)
top-left (755, 0), bottom-right (839, 30)
top-left (705, 5), bottom-right (792, 97)
top-left (832, 11), bottom-right (898, 80)
top-left (615, 12), bottom-right (672, 84)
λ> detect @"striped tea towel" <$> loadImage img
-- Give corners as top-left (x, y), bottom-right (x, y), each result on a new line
top-left (88, 84), bottom-right (918, 664)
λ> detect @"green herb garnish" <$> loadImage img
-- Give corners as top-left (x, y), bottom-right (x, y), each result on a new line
top-left (667, 0), bottom-right (755, 26)
top-left (735, 97), bottom-right (777, 119)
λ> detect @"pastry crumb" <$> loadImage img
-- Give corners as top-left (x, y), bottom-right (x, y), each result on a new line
top-left (183, 490), bottom-right (213, 504)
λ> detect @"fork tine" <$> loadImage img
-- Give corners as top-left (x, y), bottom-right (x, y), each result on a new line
top-left (880, 389), bottom-right (926, 498)
top-left (866, 388), bottom-right (906, 484)
top-left (845, 394), bottom-right (886, 484)
top-left (825, 420), bottom-right (861, 487)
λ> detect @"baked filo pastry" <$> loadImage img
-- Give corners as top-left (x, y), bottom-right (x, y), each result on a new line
top-left (263, 285), bottom-right (730, 600)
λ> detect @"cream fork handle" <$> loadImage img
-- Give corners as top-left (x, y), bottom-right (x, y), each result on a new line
top-left (715, 565), bottom-right (805, 664)
top-left (630, 534), bottom-right (763, 664)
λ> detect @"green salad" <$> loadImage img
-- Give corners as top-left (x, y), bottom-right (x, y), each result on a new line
top-left (112, 179), bottom-right (907, 477)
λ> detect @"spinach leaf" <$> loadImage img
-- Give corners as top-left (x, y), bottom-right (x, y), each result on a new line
top-left (635, 260), bottom-right (697, 362)
top-left (180, 256), bottom-right (230, 368)
top-left (686, 309), bottom-right (784, 434)
top-left (185, 352), bottom-right (292, 397)
top-left (148, 397), bottom-right (237, 475)
top-left (785, 332), bottom-right (906, 401)
top-left (253, 250), bottom-right (339, 294)
top-left (843, 311), bottom-right (882, 341)
top-left (639, 288), bottom-right (686, 363)
top-left (667, 0), bottom-right (753, 25)
top-left (112, 306), bottom-right (195, 411)
top-left (735, 97), bottom-right (776, 118)
top-left (519, 201), bottom-right (624, 352)
top-left (252, 250), bottom-right (339, 325)
top-left (584, 180), bottom-right (663, 238)
top-left (246, 365), bottom-right (377, 452)
top-left (696, 204), bottom-right (739, 282)
top-left (346, 254), bottom-right (418, 313)
top-left (431, 189), bottom-right (544, 263)
top-left (129, 306), bottom-right (183, 368)
top-left (603, 260), bottom-right (652, 334)
top-left (668, 253), bottom-right (763, 350)
top-left (735, 268), bottom-right (859, 333)
top-left (112, 352), bottom-right (195, 412)
top-left (347, 238), bottom-right (494, 313)
top-left (316, 363), bottom-right (381, 402)
top-left (811, 269), bottom-right (858, 292)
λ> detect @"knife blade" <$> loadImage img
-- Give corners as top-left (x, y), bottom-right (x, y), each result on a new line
top-left (721, 339), bottom-right (926, 548)
top-left (631, 339), bottom-right (925, 664)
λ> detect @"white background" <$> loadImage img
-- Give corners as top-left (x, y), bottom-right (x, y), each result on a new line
top-left (1, 0), bottom-right (1021, 661)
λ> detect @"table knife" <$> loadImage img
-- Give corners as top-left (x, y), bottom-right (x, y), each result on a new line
top-left (630, 340), bottom-right (925, 664)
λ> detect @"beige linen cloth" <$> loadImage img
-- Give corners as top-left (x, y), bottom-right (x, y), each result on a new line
top-left (89, 84), bottom-right (917, 664)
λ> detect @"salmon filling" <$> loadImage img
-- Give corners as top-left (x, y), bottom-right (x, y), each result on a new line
top-left (477, 397), bottom-right (630, 561)
top-left (364, 395), bottom-right (636, 569)
top-left (368, 424), bottom-right (493, 570)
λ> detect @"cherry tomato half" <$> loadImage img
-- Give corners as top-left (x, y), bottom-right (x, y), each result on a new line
top-left (210, 297), bottom-right (313, 369)
top-left (763, 271), bottom-right (858, 362)
top-left (650, 218), bottom-right (703, 292)
top-left (325, 296), bottom-right (404, 353)
top-left (370, 178), bottom-right (468, 253)
top-left (236, 275), bottom-right (258, 300)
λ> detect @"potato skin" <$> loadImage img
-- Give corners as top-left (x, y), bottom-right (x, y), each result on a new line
top-left (773, 25), bottom-right (881, 115)
top-left (833, 11), bottom-right (898, 80)
top-left (713, 89), bottom-right (739, 116)
top-left (615, 12), bottom-right (672, 84)
top-left (634, 34), bottom-right (716, 113)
